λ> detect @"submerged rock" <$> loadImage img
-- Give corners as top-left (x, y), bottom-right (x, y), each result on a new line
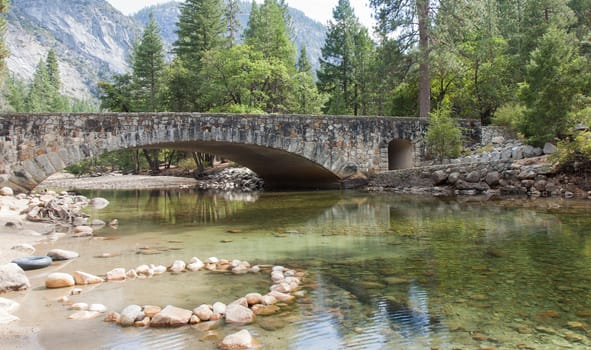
top-left (150, 305), bottom-right (192, 327)
top-left (219, 329), bottom-right (256, 350)
top-left (225, 304), bottom-right (255, 324)
top-left (119, 305), bottom-right (142, 327)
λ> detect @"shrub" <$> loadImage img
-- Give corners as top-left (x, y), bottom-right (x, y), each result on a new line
top-left (426, 104), bottom-right (463, 161)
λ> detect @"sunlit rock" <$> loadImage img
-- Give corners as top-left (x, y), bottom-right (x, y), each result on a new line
top-left (119, 305), bottom-right (142, 327)
top-left (45, 272), bottom-right (75, 289)
top-left (168, 260), bottom-right (186, 273)
top-left (106, 268), bottom-right (126, 281)
top-left (193, 304), bottom-right (213, 321)
top-left (225, 304), bottom-right (255, 324)
top-left (150, 305), bottom-right (192, 327)
top-left (73, 271), bottom-right (103, 285)
top-left (220, 329), bottom-right (255, 350)
top-left (47, 248), bottom-right (79, 261)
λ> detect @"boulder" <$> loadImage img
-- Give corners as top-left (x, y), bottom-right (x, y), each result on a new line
top-left (245, 293), bottom-right (263, 306)
top-left (89, 304), bottom-right (107, 313)
top-left (135, 265), bottom-right (154, 278)
top-left (225, 304), bottom-right (255, 324)
top-left (89, 197), bottom-right (110, 209)
top-left (45, 272), bottom-right (75, 289)
top-left (447, 172), bottom-right (460, 185)
top-left (455, 180), bottom-right (490, 192)
top-left (168, 260), bottom-right (186, 273)
top-left (106, 268), bottom-right (126, 281)
top-left (193, 304), bottom-right (213, 321)
top-left (119, 305), bottom-right (142, 327)
top-left (68, 311), bottom-right (101, 320)
top-left (465, 171), bottom-right (481, 183)
top-left (187, 257), bottom-right (204, 271)
top-left (212, 302), bottom-right (226, 315)
top-left (47, 248), bottom-right (79, 261)
top-left (150, 305), bottom-right (192, 327)
top-left (431, 170), bottom-right (448, 185)
top-left (142, 305), bottom-right (161, 318)
top-left (261, 295), bottom-right (278, 305)
top-left (544, 142), bottom-right (558, 155)
top-left (0, 187), bottom-right (14, 196)
top-left (11, 244), bottom-right (35, 254)
top-left (485, 171), bottom-right (501, 186)
top-left (252, 304), bottom-right (280, 316)
top-left (491, 136), bottom-right (505, 145)
top-left (73, 271), bottom-right (104, 285)
top-left (220, 330), bottom-right (255, 350)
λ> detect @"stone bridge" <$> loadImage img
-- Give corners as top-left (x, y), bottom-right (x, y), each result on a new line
top-left (0, 113), bottom-right (436, 192)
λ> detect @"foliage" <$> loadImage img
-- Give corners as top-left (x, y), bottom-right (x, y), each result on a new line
top-left (131, 13), bottom-right (166, 112)
top-left (491, 102), bottom-right (526, 130)
top-left (0, 0), bottom-right (9, 73)
top-left (518, 26), bottom-right (589, 146)
top-left (552, 131), bottom-right (591, 171)
top-left (426, 103), bottom-right (463, 161)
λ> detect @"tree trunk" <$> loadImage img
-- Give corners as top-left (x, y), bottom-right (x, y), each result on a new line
top-left (142, 149), bottom-right (160, 174)
top-left (417, 0), bottom-right (431, 119)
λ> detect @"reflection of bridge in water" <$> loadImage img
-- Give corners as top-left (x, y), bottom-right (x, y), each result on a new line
top-left (0, 113), bottom-right (432, 191)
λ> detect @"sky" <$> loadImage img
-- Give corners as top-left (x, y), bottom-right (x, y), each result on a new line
top-left (105, 0), bottom-right (375, 29)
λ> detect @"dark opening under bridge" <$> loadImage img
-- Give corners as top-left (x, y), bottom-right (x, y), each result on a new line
top-left (0, 113), bottom-right (438, 192)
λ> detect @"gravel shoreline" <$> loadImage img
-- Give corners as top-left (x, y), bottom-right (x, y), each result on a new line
top-left (37, 173), bottom-right (200, 191)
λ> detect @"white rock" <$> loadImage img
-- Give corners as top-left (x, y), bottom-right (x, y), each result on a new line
top-left (89, 197), bottom-right (110, 209)
top-left (10, 244), bottom-right (35, 254)
top-left (135, 265), bottom-right (154, 278)
top-left (45, 272), bottom-right (75, 289)
top-left (212, 302), bottom-right (226, 315)
top-left (89, 304), bottom-right (107, 313)
top-left (168, 260), bottom-right (186, 273)
top-left (220, 330), bottom-right (255, 350)
top-left (47, 248), bottom-right (79, 261)
top-left (0, 187), bottom-right (14, 196)
top-left (193, 304), bottom-right (213, 321)
top-left (106, 268), bottom-right (126, 281)
top-left (150, 305), bottom-right (192, 327)
top-left (68, 310), bottom-right (101, 320)
top-left (187, 258), bottom-right (204, 271)
top-left (205, 257), bottom-right (219, 264)
top-left (73, 271), bottom-right (103, 285)
top-left (120, 305), bottom-right (142, 327)
top-left (152, 265), bottom-right (166, 274)
top-left (225, 304), bottom-right (255, 324)
top-left (71, 303), bottom-right (89, 311)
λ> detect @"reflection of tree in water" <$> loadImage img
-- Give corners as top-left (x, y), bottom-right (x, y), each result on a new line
top-left (142, 190), bottom-right (256, 224)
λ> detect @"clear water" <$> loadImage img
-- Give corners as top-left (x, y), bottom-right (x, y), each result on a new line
top-left (18, 190), bottom-right (591, 349)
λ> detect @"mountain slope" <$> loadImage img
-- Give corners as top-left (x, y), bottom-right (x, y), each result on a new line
top-left (6, 0), bottom-right (140, 99)
top-left (6, 0), bottom-right (326, 101)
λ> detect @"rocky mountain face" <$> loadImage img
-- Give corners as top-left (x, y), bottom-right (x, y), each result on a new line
top-left (6, 0), bottom-right (326, 101)
top-left (6, 0), bottom-right (140, 99)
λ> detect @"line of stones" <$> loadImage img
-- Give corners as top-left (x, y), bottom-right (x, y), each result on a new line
top-left (48, 256), bottom-right (304, 349)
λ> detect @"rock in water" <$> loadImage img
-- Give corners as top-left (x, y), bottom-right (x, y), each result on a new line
top-left (0, 263), bottom-right (29, 292)
top-left (220, 330), bottom-right (255, 350)
top-left (119, 305), bottom-right (142, 327)
top-left (150, 305), bottom-right (192, 327)
top-left (0, 187), bottom-right (14, 196)
top-left (47, 248), bottom-right (79, 261)
top-left (45, 272), bottom-right (75, 289)
top-left (225, 304), bottom-right (255, 324)
top-left (89, 197), bottom-right (110, 209)
top-left (73, 271), bottom-right (104, 285)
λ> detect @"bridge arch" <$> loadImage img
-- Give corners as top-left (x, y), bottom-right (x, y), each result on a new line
top-left (0, 113), bottom-right (433, 192)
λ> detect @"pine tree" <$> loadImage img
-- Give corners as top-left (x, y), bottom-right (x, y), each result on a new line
top-left (243, 0), bottom-right (296, 66)
top-left (172, 0), bottom-right (226, 110)
top-left (132, 12), bottom-right (166, 112)
top-left (317, 0), bottom-right (361, 115)
top-left (295, 45), bottom-right (326, 114)
top-left (225, 0), bottom-right (241, 47)
top-left (25, 59), bottom-right (53, 112)
top-left (296, 45), bottom-right (312, 74)
top-left (46, 49), bottom-right (60, 91)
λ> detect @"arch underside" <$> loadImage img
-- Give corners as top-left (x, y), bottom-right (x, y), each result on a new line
top-left (141, 141), bottom-right (342, 190)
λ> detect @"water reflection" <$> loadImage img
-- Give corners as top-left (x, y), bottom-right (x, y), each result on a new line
top-left (43, 191), bottom-right (591, 349)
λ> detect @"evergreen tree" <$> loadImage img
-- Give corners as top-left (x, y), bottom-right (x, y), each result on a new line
top-left (519, 26), bottom-right (589, 145)
top-left (132, 12), bottom-right (166, 112)
top-left (225, 0), bottom-right (241, 47)
top-left (243, 0), bottom-right (296, 66)
top-left (98, 74), bottom-right (133, 112)
top-left (25, 59), bottom-right (53, 112)
top-left (46, 49), bottom-right (60, 91)
top-left (173, 0), bottom-right (226, 110)
top-left (295, 45), bottom-right (326, 114)
top-left (317, 0), bottom-right (362, 115)
top-left (371, 0), bottom-right (431, 118)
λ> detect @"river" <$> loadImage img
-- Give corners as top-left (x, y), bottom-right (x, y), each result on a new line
top-left (16, 190), bottom-right (591, 349)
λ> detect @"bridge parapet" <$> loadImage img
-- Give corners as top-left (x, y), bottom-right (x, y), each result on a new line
top-left (0, 113), bottom-right (434, 191)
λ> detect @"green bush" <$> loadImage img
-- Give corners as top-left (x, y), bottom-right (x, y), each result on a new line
top-left (426, 104), bottom-right (463, 161)
top-left (492, 102), bottom-right (525, 130)
top-left (551, 131), bottom-right (591, 170)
